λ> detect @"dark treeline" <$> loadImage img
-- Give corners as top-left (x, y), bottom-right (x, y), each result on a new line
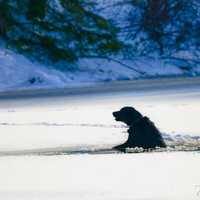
top-left (0, 0), bottom-right (200, 66)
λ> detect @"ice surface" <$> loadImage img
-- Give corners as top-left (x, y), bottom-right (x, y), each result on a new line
top-left (0, 80), bottom-right (199, 199)
top-left (0, 152), bottom-right (200, 200)
top-left (0, 81), bottom-right (200, 152)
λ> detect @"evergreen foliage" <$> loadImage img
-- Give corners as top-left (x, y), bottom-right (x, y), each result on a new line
top-left (126, 0), bottom-right (200, 56)
top-left (0, 0), bottom-right (122, 63)
top-left (1, 0), bottom-right (200, 65)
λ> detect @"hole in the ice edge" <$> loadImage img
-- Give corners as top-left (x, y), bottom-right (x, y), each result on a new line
top-left (125, 133), bottom-right (200, 153)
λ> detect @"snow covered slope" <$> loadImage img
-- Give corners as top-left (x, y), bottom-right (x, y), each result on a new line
top-left (1, 0), bottom-right (200, 91)
top-left (1, 45), bottom-right (200, 92)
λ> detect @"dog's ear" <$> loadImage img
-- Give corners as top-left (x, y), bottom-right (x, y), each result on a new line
top-left (130, 108), bottom-right (143, 122)
top-left (120, 107), bottom-right (143, 125)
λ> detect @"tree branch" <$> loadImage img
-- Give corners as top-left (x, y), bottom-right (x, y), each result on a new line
top-left (80, 55), bottom-right (147, 75)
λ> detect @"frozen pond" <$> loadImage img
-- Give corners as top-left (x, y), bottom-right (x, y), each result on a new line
top-left (0, 78), bottom-right (199, 152)
top-left (0, 78), bottom-right (200, 200)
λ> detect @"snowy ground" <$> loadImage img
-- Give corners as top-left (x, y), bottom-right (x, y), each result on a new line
top-left (0, 79), bottom-right (200, 199)
top-left (1, 45), bottom-right (200, 92)
top-left (1, 0), bottom-right (200, 92)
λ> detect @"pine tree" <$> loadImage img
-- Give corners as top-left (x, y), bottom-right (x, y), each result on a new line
top-left (126, 0), bottom-right (200, 56)
top-left (0, 0), bottom-right (123, 63)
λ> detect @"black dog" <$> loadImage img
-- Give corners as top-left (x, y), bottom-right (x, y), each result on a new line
top-left (113, 107), bottom-right (166, 151)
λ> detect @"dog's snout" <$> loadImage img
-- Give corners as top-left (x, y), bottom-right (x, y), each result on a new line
top-left (112, 111), bottom-right (118, 117)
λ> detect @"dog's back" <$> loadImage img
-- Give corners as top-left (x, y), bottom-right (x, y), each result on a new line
top-left (127, 117), bottom-right (166, 149)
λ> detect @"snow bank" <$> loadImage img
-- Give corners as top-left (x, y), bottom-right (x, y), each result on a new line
top-left (0, 47), bottom-right (71, 91)
top-left (0, 43), bottom-right (200, 92)
top-left (1, 0), bottom-right (200, 92)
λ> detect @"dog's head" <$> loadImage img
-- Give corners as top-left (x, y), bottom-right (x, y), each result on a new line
top-left (113, 107), bottom-right (143, 126)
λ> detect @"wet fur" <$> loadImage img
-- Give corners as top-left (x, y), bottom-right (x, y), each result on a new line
top-left (113, 107), bottom-right (166, 152)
